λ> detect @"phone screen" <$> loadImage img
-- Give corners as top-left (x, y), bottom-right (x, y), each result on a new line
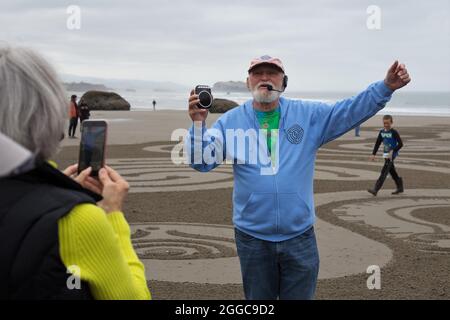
top-left (78, 121), bottom-right (107, 176)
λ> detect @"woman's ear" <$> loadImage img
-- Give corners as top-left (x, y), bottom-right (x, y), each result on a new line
top-left (246, 77), bottom-right (250, 90)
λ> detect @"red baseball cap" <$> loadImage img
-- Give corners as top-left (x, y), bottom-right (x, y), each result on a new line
top-left (248, 55), bottom-right (285, 73)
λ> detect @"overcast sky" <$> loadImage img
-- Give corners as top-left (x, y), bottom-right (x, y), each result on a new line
top-left (1, 0), bottom-right (449, 91)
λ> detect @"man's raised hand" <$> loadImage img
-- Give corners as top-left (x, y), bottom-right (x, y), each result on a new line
top-left (384, 60), bottom-right (411, 91)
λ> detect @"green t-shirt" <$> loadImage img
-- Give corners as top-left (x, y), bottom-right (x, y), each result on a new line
top-left (255, 107), bottom-right (280, 157)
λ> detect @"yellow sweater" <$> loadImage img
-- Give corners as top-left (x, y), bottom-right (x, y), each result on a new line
top-left (58, 204), bottom-right (151, 300)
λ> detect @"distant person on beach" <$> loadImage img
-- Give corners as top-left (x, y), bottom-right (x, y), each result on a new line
top-left (186, 55), bottom-right (411, 300)
top-left (152, 99), bottom-right (156, 111)
top-left (355, 124), bottom-right (361, 136)
top-left (68, 95), bottom-right (79, 138)
top-left (0, 45), bottom-right (150, 300)
top-left (79, 101), bottom-right (91, 132)
top-left (368, 114), bottom-right (404, 196)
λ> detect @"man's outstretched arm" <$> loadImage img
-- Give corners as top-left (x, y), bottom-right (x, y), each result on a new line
top-left (314, 61), bottom-right (411, 147)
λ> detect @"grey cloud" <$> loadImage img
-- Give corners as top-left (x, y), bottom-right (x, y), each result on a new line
top-left (0, 0), bottom-right (449, 91)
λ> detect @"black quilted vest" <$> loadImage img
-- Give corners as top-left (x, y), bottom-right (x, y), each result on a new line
top-left (0, 162), bottom-right (102, 299)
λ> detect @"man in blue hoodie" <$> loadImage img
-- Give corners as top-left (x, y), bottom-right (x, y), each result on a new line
top-left (186, 55), bottom-right (411, 299)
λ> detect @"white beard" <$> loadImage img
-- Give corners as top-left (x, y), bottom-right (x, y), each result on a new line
top-left (251, 82), bottom-right (281, 103)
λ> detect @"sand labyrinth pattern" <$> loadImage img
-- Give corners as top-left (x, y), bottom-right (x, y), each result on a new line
top-left (320, 131), bottom-right (450, 157)
top-left (131, 223), bottom-right (237, 260)
top-left (337, 141), bottom-right (450, 154)
top-left (107, 158), bottom-right (234, 192)
top-left (130, 223), bottom-right (242, 284)
top-left (108, 156), bottom-right (400, 193)
top-left (129, 221), bottom-right (393, 284)
top-left (327, 192), bottom-right (450, 254)
top-left (108, 156), bottom-right (450, 193)
top-left (132, 192), bottom-right (450, 284)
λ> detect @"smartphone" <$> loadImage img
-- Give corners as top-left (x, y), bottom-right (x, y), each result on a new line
top-left (78, 120), bottom-right (107, 176)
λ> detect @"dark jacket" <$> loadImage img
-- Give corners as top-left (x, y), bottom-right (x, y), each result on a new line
top-left (0, 162), bottom-right (102, 299)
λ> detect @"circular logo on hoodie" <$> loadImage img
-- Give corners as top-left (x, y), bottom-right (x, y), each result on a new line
top-left (286, 124), bottom-right (304, 144)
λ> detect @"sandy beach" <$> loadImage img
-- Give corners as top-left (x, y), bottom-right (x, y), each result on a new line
top-left (55, 110), bottom-right (450, 299)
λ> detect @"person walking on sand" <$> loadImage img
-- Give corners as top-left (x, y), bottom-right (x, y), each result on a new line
top-left (368, 114), bottom-right (404, 196)
top-left (68, 95), bottom-right (79, 138)
top-left (79, 101), bottom-right (91, 133)
top-left (186, 55), bottom-right (411, 300)
top-left (152, 99), bottom-right (156, 111)
top-left (355, 124), bottom-right (361, 137)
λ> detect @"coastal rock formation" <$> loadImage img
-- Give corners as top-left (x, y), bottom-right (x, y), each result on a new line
top-left (64, 82), bottom-right (111, 92)
top-left (209, 98), bottom-right (239, 113)
top-left (213, 81), bottom-right (248, 92)
top-left (78, 91), bottom-right (131, 111)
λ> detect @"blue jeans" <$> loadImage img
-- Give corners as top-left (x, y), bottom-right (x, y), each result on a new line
top-left (235, 226), bottom-right (319, 300)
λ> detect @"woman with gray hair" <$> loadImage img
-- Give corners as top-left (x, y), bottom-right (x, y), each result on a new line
top-left (0, 45), bottom-right (151, 300)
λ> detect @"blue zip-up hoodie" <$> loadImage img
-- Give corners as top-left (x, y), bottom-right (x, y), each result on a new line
top-left (187, 81), bottom-right (393, 242)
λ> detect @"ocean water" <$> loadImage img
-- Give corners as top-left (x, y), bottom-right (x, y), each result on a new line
top-left (70, 89), bottom-right (450, 117)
